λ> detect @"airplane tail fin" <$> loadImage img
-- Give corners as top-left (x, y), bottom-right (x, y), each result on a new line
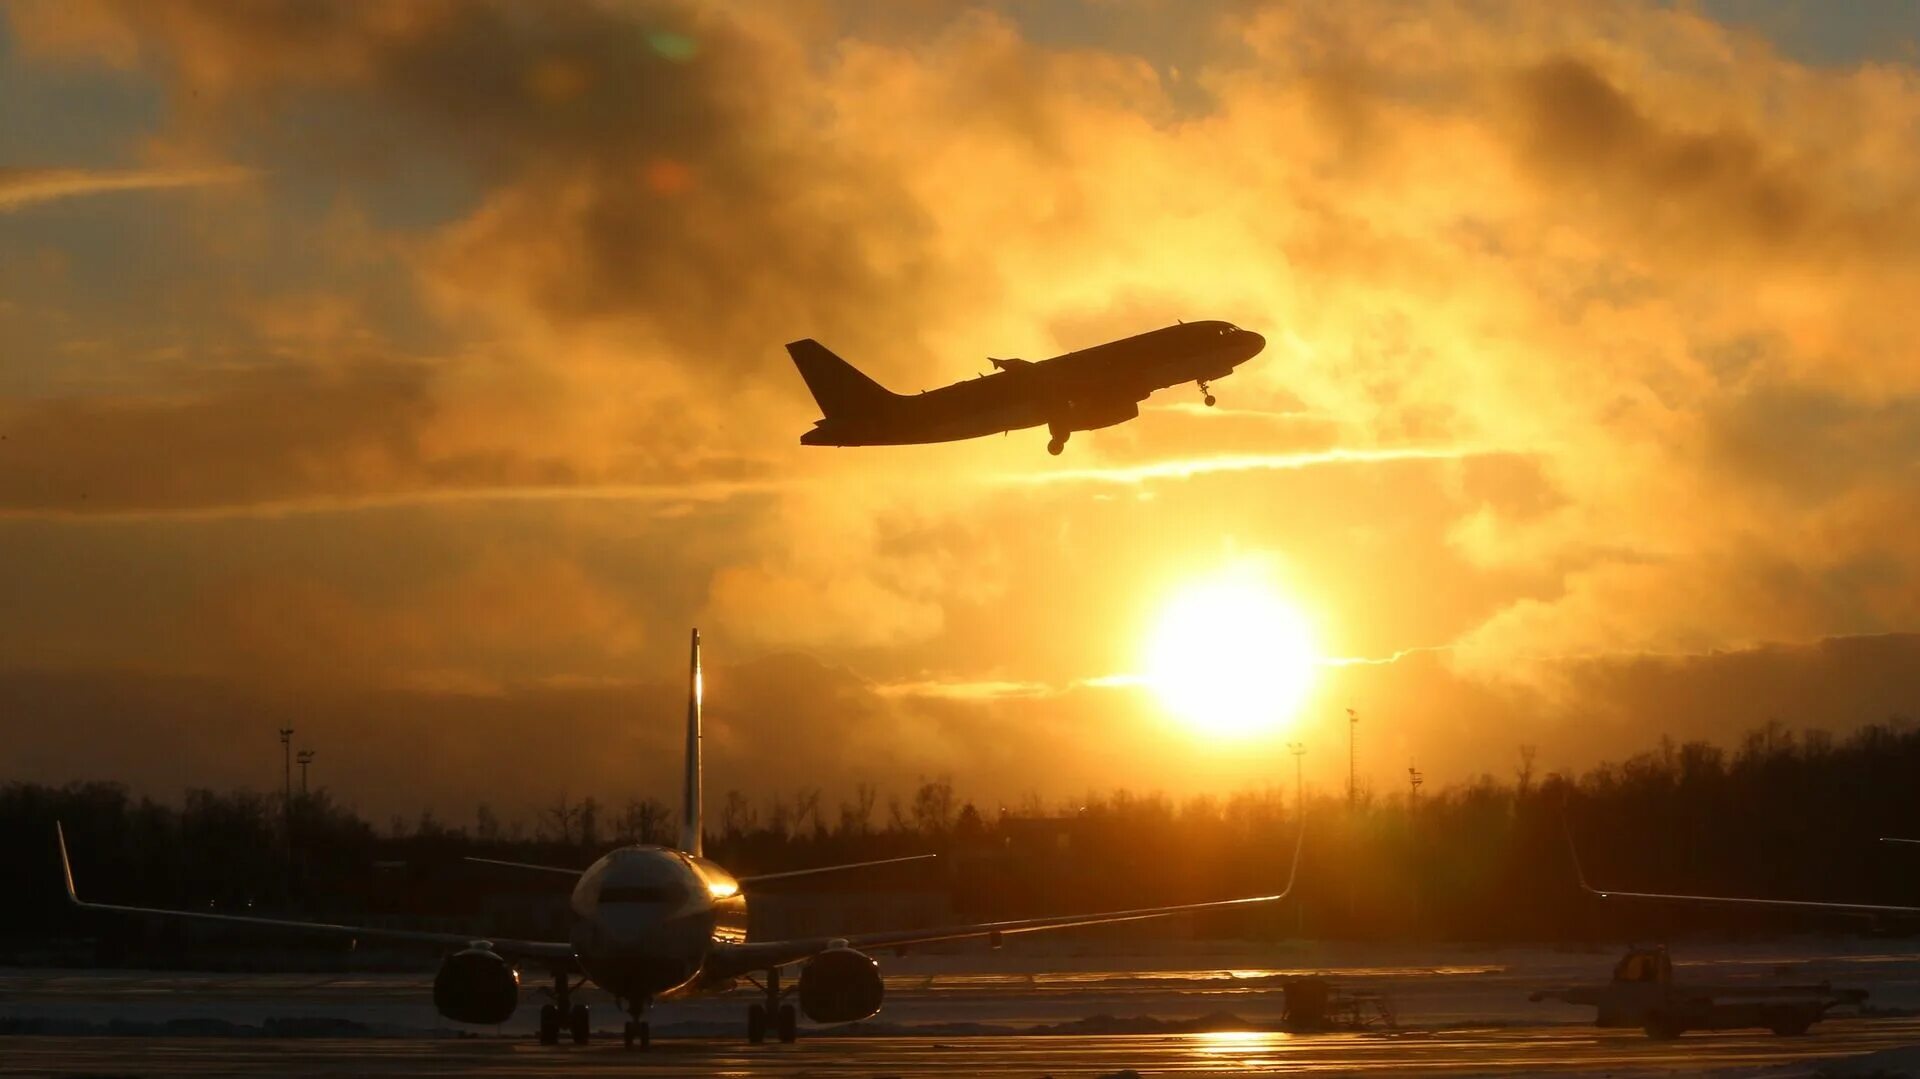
top-left (680, 628), bottom-right (703, 857)
top-left (786, 339), bottom-right (897, 418)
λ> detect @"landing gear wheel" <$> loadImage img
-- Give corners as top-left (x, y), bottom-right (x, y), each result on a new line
top-left (747, 1002), bottom-right (768, 1044)
top-left (1046, 438), bottom-right (1064, 455)
top-left (776, 1003), bottom-right (798, 1043)
top-left (1204, 394), bottom-right (1217, 407)
top-left (568, 1003), bottom-right (589, 1045)
top-left (538, 1003), bottom-right (561, 1045)
top-left (623, 1019), bottom-right (649, 1049)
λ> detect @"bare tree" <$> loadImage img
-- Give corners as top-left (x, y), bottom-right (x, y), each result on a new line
top-left (721, 789), bottom-right (756, 839)
top-left (474, 803), bottom-right (501, 843)
top-left (911, 775), bottom-right (955, 835)
top-left (1516, 745), bottom-right (1538, 800)
top-left (766, 793), bottom-right (791, 839)
top-left (620, 798), bottom-right (672, 845)
top-left (838, 781), bottom-right (877, 836)
top-left (793, 787), bottom-right (823, 837)
top-left (577, 796), bottom-right (601, 849)
top-left (542, 794), bottom-right (577, 845)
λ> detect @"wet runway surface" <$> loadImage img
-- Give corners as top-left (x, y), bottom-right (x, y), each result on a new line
top-left (7, 1022), bottom-right (1920, 1077)
top-left (7, 945), bottom-right (1920, 1075)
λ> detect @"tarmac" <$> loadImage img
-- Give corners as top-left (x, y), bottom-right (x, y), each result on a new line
top-left (8, 1023), bottom-right (1920, 1077)
top-left (6, 942), bottom-right (1920, 1076)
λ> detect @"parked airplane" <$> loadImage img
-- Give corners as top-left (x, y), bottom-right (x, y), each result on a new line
top-left (789, 320), bottom-right (1267, 455)
top-left (1566, 821), bottom-right (1920, 918)
top-left (58, 630), bottom-right (1303, 1050)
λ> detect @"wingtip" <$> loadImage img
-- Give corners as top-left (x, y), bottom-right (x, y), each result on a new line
top-left (55, 821), bottom-right (78, 904)
top-left (1561, 812), bottom-right (1599, 896)
top-left (1279, 814), bottom-right (1307, 898)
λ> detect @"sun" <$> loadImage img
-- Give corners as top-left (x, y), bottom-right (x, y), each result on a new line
top-left (1145, 566), bottom-right (1319, 738)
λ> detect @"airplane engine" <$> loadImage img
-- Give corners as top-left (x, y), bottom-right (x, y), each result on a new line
top-left (1062, 398), bottom-right (1139, 433)
top-left (432, 946), bottom-right (520, 1025)
top-left (796, 947), bottom-right (884, 1023)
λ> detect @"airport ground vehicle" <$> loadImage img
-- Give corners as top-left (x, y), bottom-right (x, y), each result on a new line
top-left (1530, 946), bottom-right (1866, 1039)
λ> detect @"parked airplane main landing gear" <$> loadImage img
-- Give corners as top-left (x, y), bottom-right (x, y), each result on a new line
top-left (539, 970), bottom-right (589, 1045)
top-left (747, 966), bottom-right (799, 1044)
top-left (621, 996), bottom-right (651, 1050)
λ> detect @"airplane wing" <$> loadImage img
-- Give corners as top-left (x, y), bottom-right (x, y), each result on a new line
top-left (57, 824), bottom-right (577, 965)
top-left (707, 822), bottom-right (1303, 977)
top-left (737, 853), bottom-right (936, 887)
top-left (1880, 838), bottom-right (1920, 846)
top-left (464, 856), bottom-right (581, 876)
top-left (1564, 819), bottom-right (1920, 917)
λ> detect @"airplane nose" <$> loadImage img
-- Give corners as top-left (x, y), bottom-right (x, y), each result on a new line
top-left (1240, 331), bottom-right (1266, 361)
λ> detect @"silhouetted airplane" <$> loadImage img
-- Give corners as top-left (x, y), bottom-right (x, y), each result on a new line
top-left (1566, 820), bottom-right (1920, 918)
top-left (789, 320), bottom-right (1267, 455)
top-left (58, 631), bottom-right (1302, 1051)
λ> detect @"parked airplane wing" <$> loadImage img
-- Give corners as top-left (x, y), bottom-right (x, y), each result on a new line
top-left (57, 823), bottom-right (577, 964)
top-left (737, 853), bottom-right (937, 887)
top-left (464, 856), bottom-right (582, 876)
top-left (708, 820), bottom-right (1303, 976)
top-left (1564, 819), bottom-right (1920, 916)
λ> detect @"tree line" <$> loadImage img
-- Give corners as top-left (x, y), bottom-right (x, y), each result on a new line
top-left (8, 718), bottom-right (1920, 962)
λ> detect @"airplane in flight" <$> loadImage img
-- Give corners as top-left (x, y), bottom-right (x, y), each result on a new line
top-left (789, 320), bottom-right (1267, 455)
top-left (58, 630), bottom-right (1303, 1051)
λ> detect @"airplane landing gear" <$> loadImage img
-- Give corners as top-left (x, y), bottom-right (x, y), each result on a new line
top-left (1046, 419), bottom-right (1069, 456)
top-left (1198, 379), bottom-right (1216, 407)
top-left (569, 1003), bottom-right (590, 1045)
top-left (621, 997), bottom-right (651, 1050)
top-left (539, 970), bottom-right (589, 1045)
top-left (747, 967), bottom-right (798, 1044)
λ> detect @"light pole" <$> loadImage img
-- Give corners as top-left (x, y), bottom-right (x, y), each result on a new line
top-left (1287, 742), bottom-right (1306, 817)
top-left (297, 750), bottom-right (315, 795)
top-left (1408, 763), bottom-right (1422, 808)
top-left (1287, 741), bottom-right (1306, 939)
top-left (1346, 708), bottom-right (1359, 810)
top-left (278, 728), bottom-right (294, 819)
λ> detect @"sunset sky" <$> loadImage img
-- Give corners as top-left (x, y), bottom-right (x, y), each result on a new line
top-left (6, 1), bottom-right (1920, 823)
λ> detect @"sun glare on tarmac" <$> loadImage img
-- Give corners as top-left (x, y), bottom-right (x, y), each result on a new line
top-left (1145, 564), bottom-right (1319, 738)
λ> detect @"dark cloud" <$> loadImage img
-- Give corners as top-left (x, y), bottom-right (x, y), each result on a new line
top-left (1506, 55), bottom-right (1917, 258)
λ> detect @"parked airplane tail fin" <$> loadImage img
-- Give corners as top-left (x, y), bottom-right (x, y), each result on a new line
top-left (786, 339), bottom-right (897, 418)
top-left (680, 628), bottom-right (703, 857)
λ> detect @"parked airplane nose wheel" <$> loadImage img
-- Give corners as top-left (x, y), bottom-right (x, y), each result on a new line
top-left (777, 1003), bottom-right (799, 1043)
top-left (568, 1003), bottom-right (590, 1045)
top-left (747, 1002), bottom-right (768, 1044)
top-left (1047, 438), bottom-right (1064, 455)
top-left (623, 1019), bottom-right (649, 1049)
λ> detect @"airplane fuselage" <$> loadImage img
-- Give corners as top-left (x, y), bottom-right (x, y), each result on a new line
top-left (568, 846), bottom-right (745, 1003)
top-left (800, 321), bottom-right (1265, 448)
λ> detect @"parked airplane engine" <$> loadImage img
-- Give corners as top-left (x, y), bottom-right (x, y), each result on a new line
top-left (432, 946), bottom-right (520, 1025)
top-left (1062, 397), bottom-right (1139, 432)
top-left (796, 947), bottom-right (884, 1023)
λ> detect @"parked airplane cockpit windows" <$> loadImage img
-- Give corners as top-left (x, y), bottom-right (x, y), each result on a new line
top-left (600, 883), bottom-right (689, 905)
